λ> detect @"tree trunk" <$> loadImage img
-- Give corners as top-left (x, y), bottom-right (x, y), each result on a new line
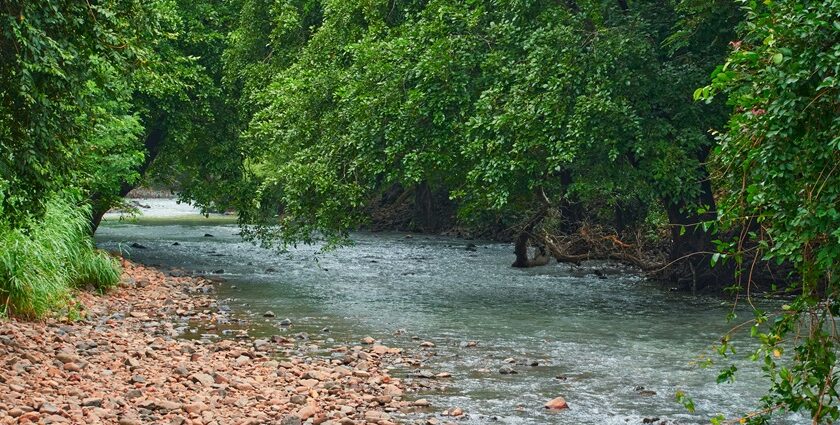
top-left (413, 181), bottom-right (435, 232)
top-left (90, 117), bottom-right (167, 233)
top-left (512, 188), bottom-right (551, 268)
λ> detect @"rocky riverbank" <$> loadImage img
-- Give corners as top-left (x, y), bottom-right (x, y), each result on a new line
top-left (0, 259), bottom-right (436, 425)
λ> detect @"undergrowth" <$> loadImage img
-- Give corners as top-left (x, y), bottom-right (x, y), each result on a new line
top-left (0, 196), bottom-right (120, 318)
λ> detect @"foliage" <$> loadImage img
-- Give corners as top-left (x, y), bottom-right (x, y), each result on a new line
top-left (0, 0), bottom-right (186, 227)
top-left (697, 0), bottom-right (840, 422)
top-left (0, 196), bottom-right (120, 318)
top-left (238, 0), bottom-right (728, 249)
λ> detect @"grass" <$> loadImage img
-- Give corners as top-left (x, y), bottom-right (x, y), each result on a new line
top-left (0, 196), bottom-right (121, 318)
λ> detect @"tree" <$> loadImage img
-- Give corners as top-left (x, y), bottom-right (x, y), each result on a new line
top-left (697, 0), bottom-right (840, 422)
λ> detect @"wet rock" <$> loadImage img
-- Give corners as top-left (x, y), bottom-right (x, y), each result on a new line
top-left (544, 396), bottom-right (568, 410)
top-left (413, 399), bottom-right (431, 407)
top-left (498, 366), bottom-right (517, 375)
top-left (263, 311), bottom-right (276, 318)
top-left (280, 318), bottom-right (292, 326)
top-left (130, 243), bottom-right (148, 249)
top-left (361, 336), bottom-right (376, 345)
top-left (419, 341), bottom-right (435, 348)
top-left (642, 417), bottom-right (660, 424)
top-left (203, 233), bottom-right (214, 237)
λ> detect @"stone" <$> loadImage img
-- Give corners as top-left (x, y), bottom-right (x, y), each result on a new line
top-left (82, 398), bottom-right (103, 407)
top-left (361, 336), bottom-right (375, 345)
top-left (419, 341), bottom-right (435, 348)
top-left (544, 396), bottom-right (569, 410)
top-left (191, 373), bottom-right (215, 387)
top-left (499, 366), bottom-right (517, 375)
top-left (63, 363), bottom-right (81, 372)
top-left (55, 353), bottom-right (79, 364)
top-left (153, 400), bottom-right (182, 411)
top-left (183, 402), bottom-right (207, 414)
top-left (413, 399), bottom-right (431, 407)
top-left (39, 402), bottom-right (60, 414)
top-left (280, 415), bottom-right (302, 425)
top-left (296, 405), bottom-right (318, 420)
top-left (263, 311), bottom-right (276, 317)
top-left (126, 389), bottom-right (143, 399)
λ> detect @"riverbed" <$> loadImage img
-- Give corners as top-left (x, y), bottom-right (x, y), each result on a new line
top-left (95, 200), bottom-right (802, 424)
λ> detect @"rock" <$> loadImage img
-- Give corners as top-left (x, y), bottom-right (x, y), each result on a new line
top-left (371, 345), bottom-right (389, 355)
top-left (131, 374), bottom-right (146, 383)
top-left (280, 318), bottom-right (292, 326)
top-left (63, 362), bottom-right (81, 372)
top-left (183, 402), bottom-right (207, 414)
top-left (191, 373), bottom-right (215, 387)
top-left (364, 411), bottom-right (391, 421)
top-left (450, 407), bottom-right (464, 416)
top-left (213, 269), bottom-right (225, 274)
top-left (125, 389), bottom-right (143, 399)
top-left (55, 352), bottom-right (79, 364)
top-left (172, 242), bottom-right (180, 246)
top-left (118, 419), bottom-right (142, 425)
top-left (130, 242), bottom-right (148, 249)
top-left (544, 397), bottom-right (569, 410)
top-left (263, 311), bottom-right (276, 318)
top-left (204, 233), bottom-right (214, 237)
top-left (638, 390), bottom-right (657, 397)
top-left (642, 418), bottom-right (660, 424)
top-left (280, 415), bottom-right (302, 425)
top-left (39, 402), bottom-right (60, 414)
top-left (153, 400), bottom-right (182, 411)
top-left (499, 366), bottom-right (517, 375)
top-left (419, 341), bottom-right (435, 348)
top-left (361, 336), bottom-right (376, 344)
top-left (296, 405), bottom-right (318, 420)
top-left (413, 399), bottom-right (431, 407)
top-left (82, 397), bottom-right (103, 407)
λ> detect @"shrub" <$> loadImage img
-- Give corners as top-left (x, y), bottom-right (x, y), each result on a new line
top-left (0, 196), bottom-right (120, 318)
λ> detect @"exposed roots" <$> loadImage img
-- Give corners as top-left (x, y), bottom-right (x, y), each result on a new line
top-left (528, 223), bottom-right (667, 272)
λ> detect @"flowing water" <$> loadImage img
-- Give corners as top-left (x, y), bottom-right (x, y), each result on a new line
top-left (95, 200), bottom-right (804, 424)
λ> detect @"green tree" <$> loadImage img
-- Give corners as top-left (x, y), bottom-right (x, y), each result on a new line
top-left (698, 0), bottom-right (840, 422)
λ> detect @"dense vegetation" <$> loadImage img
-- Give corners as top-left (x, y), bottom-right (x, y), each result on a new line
top-left (0, 0), bottom-right (837, 422)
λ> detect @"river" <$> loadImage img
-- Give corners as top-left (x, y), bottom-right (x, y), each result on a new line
top-left (95, 199), bottom-right (803, 424)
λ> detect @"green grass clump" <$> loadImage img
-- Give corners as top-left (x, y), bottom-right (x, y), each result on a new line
top-left (0, 196), bottom-right (121, 318)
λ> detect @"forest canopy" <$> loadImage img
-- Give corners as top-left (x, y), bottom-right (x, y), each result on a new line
top-left (1, 0), bottom-right (838, 422)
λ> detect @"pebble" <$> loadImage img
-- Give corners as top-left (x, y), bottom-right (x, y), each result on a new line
top-left (0, 259), bottom-right (411, 425)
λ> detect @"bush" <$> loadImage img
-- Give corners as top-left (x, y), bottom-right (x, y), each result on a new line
top-left (0, 196), bottom-right (121, 318)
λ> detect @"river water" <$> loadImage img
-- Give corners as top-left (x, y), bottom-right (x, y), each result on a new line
top-left (95, 200), bottom-right (803, 424)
